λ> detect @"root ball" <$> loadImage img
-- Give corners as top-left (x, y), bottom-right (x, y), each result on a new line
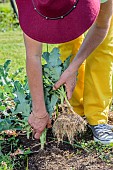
top-left (52, 104), bottom-right (87, 144)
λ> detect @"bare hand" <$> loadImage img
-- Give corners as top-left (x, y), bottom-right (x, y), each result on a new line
top-left (53, 66), bottom-right (77, 100)
top-left (28, 112), bottom-right (51, 139)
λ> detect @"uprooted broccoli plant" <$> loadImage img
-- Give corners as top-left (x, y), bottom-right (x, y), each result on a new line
top-left (40, 48), bottom-right (86, 148)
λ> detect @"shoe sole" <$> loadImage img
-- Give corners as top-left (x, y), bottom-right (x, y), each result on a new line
top-left (94, 136), bottom-right (113, 145)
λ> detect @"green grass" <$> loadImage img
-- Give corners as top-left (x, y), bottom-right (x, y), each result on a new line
top-left (0, 1), bottom-right (11, 9)
top-left (0, 29), bottom-right (57, 78)
top-left (0, 30), bottom-right (26, 70)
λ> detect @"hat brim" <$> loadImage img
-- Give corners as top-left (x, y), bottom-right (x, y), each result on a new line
top-left (16, 0), bottom-right (100, 44)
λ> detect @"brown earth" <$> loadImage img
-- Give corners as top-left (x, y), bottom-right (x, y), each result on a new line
top-left (4, 111), bottom-right (113, 170)
top-left (17, 119), bottom-right (113, 170)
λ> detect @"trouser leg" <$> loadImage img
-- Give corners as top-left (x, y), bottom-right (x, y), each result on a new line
top-left (84, 17), bottom-right (113, 125)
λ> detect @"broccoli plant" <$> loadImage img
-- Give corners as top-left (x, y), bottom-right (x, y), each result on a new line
top-left (41, 47), bottom-right (86, 147)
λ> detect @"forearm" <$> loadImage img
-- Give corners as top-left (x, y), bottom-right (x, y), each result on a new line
top-left (26, 54), bottom-right (46, 115)
top-left (23, 34), bottom-right (51, 139)
top-left (70, 0), bottom-right (113, 72)
top-left (24, 33), bottom-right (46, 116)
top-left (71, 22), bottom-right (110, 70)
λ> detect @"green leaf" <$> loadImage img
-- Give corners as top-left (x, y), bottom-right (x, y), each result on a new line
top-left (0, 76), bottom-right (6, 86)
top-left (50, 66), bottom-right (62, 81)
top-left (0, 105), bottom-right (6, 111)
top-left (15, 90), bottom-right (26, 103)
top-left (3, 60), bottom-right (11, 72)
top-left (51, 94), bottom-right (58, 108)
top-left (4, 84), bottom-right (12, 93)
top-left (14, 81), bottom-right (27, 103)
top-left (0, 92), bottom-right (5, 100)
top-left (48, 48), bottom-right (61, 67)
top-left (45, 97), bottom-right (54, 115)
top-left (14, 81), bottom-right (23, 92)
top-left (13, 102), bottom-right (30, 118)
top-left (42, 52), bottom-right (50, 63)
top-left (0, 118), bottom-right (13, 131)
top-left (44, 87), bottom-right (51, 100)
top-left (63, 55), bottom-right (71, 71)
top-left (44, 67), bottom-right (50, 75)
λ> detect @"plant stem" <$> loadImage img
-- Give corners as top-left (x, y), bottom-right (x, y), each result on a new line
top-left (26, 156), bottom-right (29, 170)
top-left (59, 86), bottom-right (76, 114)
top-left (40, 128), bottom-right (47, 149)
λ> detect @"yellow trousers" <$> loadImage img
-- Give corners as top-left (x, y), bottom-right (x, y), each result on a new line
top-left (58, 17), bottom-right (113, 125)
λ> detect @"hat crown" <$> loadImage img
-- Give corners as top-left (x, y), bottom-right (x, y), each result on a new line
top-left (32, 0), bottom-right (77, 18)
top-left (16, 0), bottom-right (100, 43)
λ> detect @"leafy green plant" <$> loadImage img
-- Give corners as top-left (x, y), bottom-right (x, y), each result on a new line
top-left (0, 60), bottom-right (31, 137)
top-left (41, 48), bottom-right (86, 146)
top-left (42, 48), bottom-right (71, 116)
top-left (39, 48), bottom-right (71, 149)
top-left (0, 60), bottom-right (23, 112)
top-left (12, 80), bottom-right (31, 138)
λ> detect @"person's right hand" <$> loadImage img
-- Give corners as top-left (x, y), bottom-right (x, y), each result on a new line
top-left (28, 112), bottom-right (51, 139)
top-left (53, 65), bottom-right (77, 100)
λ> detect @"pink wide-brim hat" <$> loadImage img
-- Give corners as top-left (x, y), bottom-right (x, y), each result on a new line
top-left (16, 0), bottom-right (100, 44)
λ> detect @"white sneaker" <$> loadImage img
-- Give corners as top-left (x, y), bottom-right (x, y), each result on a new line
top-left (89, 124), bottom-right (113, 145)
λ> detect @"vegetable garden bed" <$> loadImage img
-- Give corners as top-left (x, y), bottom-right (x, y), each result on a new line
top-left (0, 48), bottom-right (113, 170)
top-left (1, 126), bottom-right (113, 170)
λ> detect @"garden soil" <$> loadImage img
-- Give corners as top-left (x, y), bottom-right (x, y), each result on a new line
top-left (17, 112), bottom-right (113, 170)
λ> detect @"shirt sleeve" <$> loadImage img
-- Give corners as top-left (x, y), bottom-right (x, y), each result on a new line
top-left (101, 0), bottom-right (108, 3)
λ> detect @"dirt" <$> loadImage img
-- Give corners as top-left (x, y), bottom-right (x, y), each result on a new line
top-left (108, 111), bottom-right (113, 125)
top-left (3, 111), bottom-right (113, 170)
top-left (17, 124), bottom-right (113, 170)
top-left (28, 148), bottom-right (113, 170)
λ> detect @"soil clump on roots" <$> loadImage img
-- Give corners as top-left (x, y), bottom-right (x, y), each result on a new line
top-left (53, 103), bottom-right (87, 144)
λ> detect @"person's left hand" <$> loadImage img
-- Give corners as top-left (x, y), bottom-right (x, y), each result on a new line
top-left (53, 66), bottom-right (77, 100)
top-left (28, 112), bottom-right (51, 139)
